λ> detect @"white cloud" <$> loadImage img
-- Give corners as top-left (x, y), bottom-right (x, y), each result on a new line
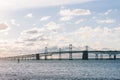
top-left (97, 19), bottom-right (115, 24)
top-left (70, 26), bottom-right (120, 49)
top-left (21, 28), bottom-right (39, 35)
top-left (33, 24), bottom-right (36, 26)
top-left (0, 40), bottom-right (38, 57)
top-left (59, 8), bottom-right (91, 21)
top-left (0, 22), bottom-right (9, 32)
top-left (104, 9), bottom-right (112, 15)
top-left (1, 25), bottom-right (120, 56)
top-left (75, 19), bottom-right (85, 24)
top-left (60, 16), bottom-right (73, 21)
top-left (40, 16), bottom-right (51, 21)
top-left (99, 9), bottom-right (118, 16)
top-left (10, 19), bottom-right (20, 26)
top-left (20, 21), bottom-right (60, 42)
top-left (45, 21), bottom-right (60, 31)
top-left (19, 26), bottom-right (120, 50)
top-left (0, 0), bottom-right (95, 12)
top-left (4, 32), bottom-right (8, 35)
top-left (60, 8), bottom-right (91, 16)
top-left (25, 13), bottom-right (33, 18)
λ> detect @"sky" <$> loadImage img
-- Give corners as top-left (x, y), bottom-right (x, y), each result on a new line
top-left (0, 0), bottom-right (120, 57)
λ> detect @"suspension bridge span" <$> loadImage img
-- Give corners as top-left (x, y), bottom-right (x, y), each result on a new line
top-left (2, 44), bottom-right (120, 60)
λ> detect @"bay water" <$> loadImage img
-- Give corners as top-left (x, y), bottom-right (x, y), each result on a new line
top-left (0, 60), bottom-right (120, 80)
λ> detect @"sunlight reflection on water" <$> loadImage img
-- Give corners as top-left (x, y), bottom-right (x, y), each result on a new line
top-left (0, 60), bottom-right (120, 80)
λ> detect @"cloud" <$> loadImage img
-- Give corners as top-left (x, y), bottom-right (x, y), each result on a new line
top-left (60, 9), bottom-right (91, 16)
top-left (25, 13), bottom-right (33, 18)
top-left (23, 34), bottom-right (48, 42)
top-left (19, 25), bottom-right (120, 50)
top-left (98, 9), bottom-right (118, 16)
top-left (0, 40), bottom-right (38, 57)
top-left (69, 26), bottom-right (120, 49)
top-left (20, 28), bottom-right (45, 42)
top-left (0, 22), bottom-right (9, 32)
top-left (60, 16), bottom-right (73, 21)
top-left (20, 21), bottom-right (60, 42)
top-left (4, 32), bottom-right (8, 35)
top-left (0, 0), bottom-right (95, 11)
top-left (23, 28), bottom-right (39, 34)
top-left (75, 19), bottom-right (85, 24)
top-left (40, 16), bottom-right (51, 21)
top-left (45, 21), bottom-right (60, 31)
top-left (104, 9), bottom-right (112, 15)
top-left (59, 8), bottom-right (91, 21)
top-left (1, 25), bottom-right (120, 56)
top-left (97, 19), bottom-right (115, 24)
top-left (10, 19), bottom-right (20, 26)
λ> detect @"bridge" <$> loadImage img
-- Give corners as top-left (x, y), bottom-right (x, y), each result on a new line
top-left (2, 44), bottom-right (120, 60)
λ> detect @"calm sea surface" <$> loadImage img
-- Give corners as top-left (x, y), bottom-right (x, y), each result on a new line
top-left (0, 60), bottom-right (120, 80)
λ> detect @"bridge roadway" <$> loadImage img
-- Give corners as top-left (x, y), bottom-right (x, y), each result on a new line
top-left (47, 50), bottom-right (120, 54)
top-left (2, 50), bottom-right (120, 60)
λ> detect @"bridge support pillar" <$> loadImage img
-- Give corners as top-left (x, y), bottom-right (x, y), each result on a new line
top-left (45, 56), bottom-right (47, 60)
top-left (109, 54), bottom-right (112, 60)
top-left (69, 52), bottom-right (72, 60)
top-left (114, 54), bottom-right (116, 60)
top-left (69, 44), bottom-right (72, 60)
top-left (45, 55), bottom-right (47, 60)
top-left (100, 54), bottom-right (103, 60)
top-left (82, 51), bottom-right (88, 60)
top-left (59, 48), bottom-right (61, 60)
top-left (36, 54), bottom-right (40, 60)
top-left (45, 47), bottom-right (48, 60)
top-left (95, 53), bottom-right (98, 60)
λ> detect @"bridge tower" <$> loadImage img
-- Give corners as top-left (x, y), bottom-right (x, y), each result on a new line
top-left (85, 46), bottom-right (88, 51)
top-left (59, 48), bottom-right (61, 60)
top-left (82, 45), bottom-right (88, 60)
top-left (114, 54), bottom-right (116, 60)
top-left (45, 47), bottom-right (48, 60)
top-left (69, 44), bottom-right (73, 60)
top-left (36, 54), bottom-right (40, 60)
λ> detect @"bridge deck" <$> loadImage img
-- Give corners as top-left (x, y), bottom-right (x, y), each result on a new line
top-left (3, 50), bottom-right (120, 59)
